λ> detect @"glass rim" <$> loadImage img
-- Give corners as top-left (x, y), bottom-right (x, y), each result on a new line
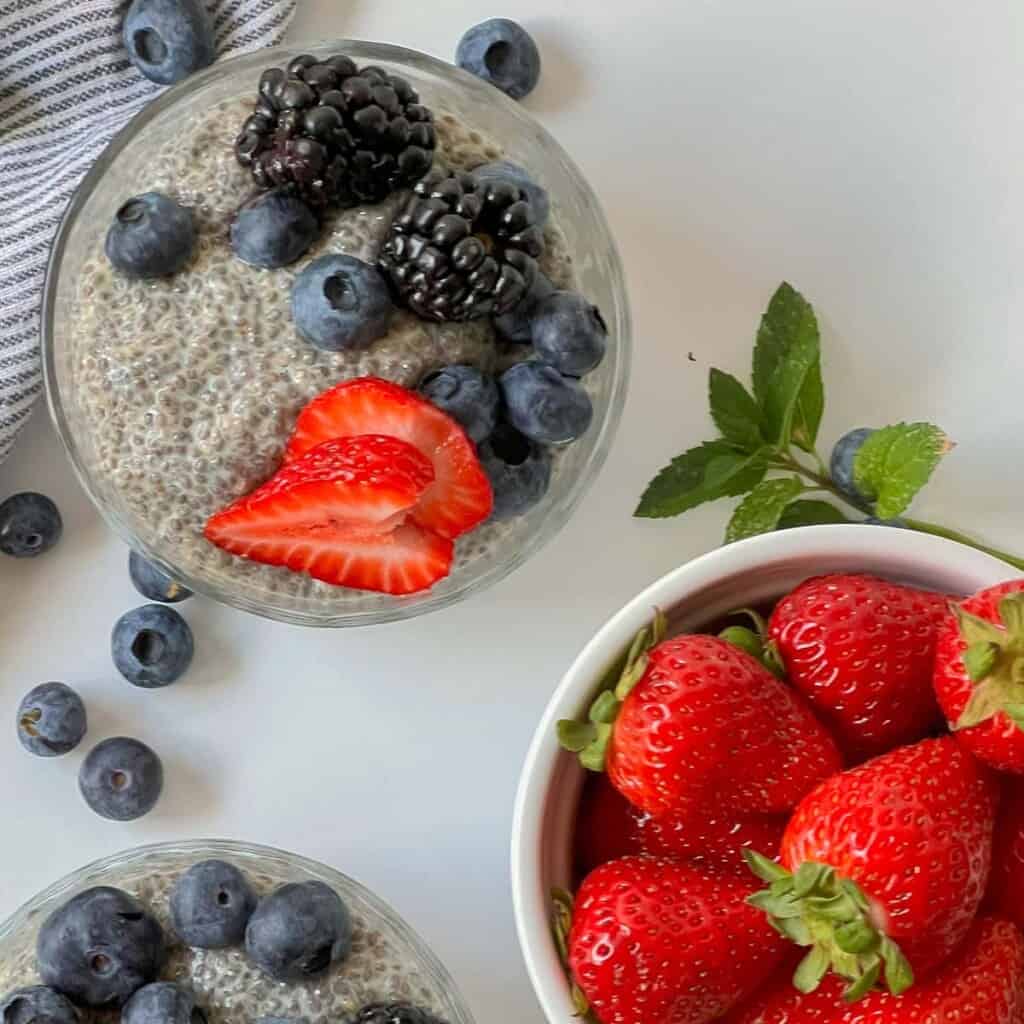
top-left (41, 39), bottom-right (632, 627)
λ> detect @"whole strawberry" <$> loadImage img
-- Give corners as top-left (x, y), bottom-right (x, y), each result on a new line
top-left (568, 856), bottom-right (786, 1024)
top-left (722, 917), bottom-right (1024, 1024)
top-left (768, 573), bottom-right (950, 760)
top-left (985, 779), bottom-right (1024, 929)
top-left (574, 775), bottom-right (787, 878)
top-left (745, 735), bottom-right (996, 999)
top-left (559, 618), bottom-right (842, 820)
top-left (933, 579), bottom-right (1024, 772)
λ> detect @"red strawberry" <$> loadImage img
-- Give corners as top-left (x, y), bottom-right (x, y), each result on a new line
top-left (745, 736), bottom-right (997, 1000)
top-left (767, 573), bottom-right (951, 761)
top-left (204, 435), bottom-right (453, 595)
top-left (568, 856), bottom-right (786, 1024)
top-left (562, 627), bottom-right (842, 820)
top-left (985, 779), bottom-right (1024, 929)
top-left (723, 917), bottom-right (1024, 1024)
top-left (933, 579), bottom-right (1024, 773)
top-left (573, 774), bottom-right (786, 878)
top-left (285, 377), bottom-right (492, 539)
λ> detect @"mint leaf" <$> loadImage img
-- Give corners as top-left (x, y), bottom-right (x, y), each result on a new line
top-left (725, 477), bottom-right (804, 543)
top-left (709, 369), bottom-right (763, 450)
top-left (636, 442), bottom-right (768, 518)
top-left (777, 499), bottom-right (850, 529)
top-left (752, 283), bottom-right (822, 449)
top-left (852, 423), bottom-right (951, 519)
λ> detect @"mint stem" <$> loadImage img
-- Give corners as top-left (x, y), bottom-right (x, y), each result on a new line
top-left (773, 455), bottom-right (1024, 571)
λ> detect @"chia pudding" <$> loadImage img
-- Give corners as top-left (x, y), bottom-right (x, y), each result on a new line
top-left (67, 91), bottom-right (581, 607)
top-left (0, 848), bottom-right (467, 1024)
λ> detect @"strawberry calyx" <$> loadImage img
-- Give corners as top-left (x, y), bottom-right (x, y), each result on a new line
top-left (743, 850), bottom-right (914, 1003)
top-left (954, 593), bottom-right (1024, 731)
top-left (556, 609), bottom-right (668, 772)
top-left (551, 888), bottom-right (593, 1019)
top-left (719, 608), bottom-right (786, 679)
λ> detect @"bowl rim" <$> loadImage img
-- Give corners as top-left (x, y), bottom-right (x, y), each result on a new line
top-left (509, 524), bottom-right (1017, 1024)
top-left (0, 837), bottom-right (474, 1024)
top-left (41, 38), bottom-right (632, 628)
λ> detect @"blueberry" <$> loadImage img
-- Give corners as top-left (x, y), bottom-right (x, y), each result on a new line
top-left (16, 683), bottom-right (87, 758)
top-left (0, 987), bottom-right (80, 1024)
top-left (478, 423), bottom-right (551, 519)
top-left (829, 427), bottom-right (875, 503)
top-left (122, 984), bottom-right (205, 1024)
top-left (36, 887), bottom-right (165, 1007)
top-left (531, 291), bottom-right (608, 376)
top-left (500, 362), bottom-right (593, 444)
top-left (129, 551), bottom-right (192, 603)
top-left (291, 255), bottom-right (394, 351)
top-left (472, 161), bottom-right (550, 225)
top-left (0, 492), bottom-right (62, 558)
top-left (123, 0), bottom-right (214, 86)
top-left (106, 193), bottom-right (196, 278)
top-left (493, 271), bottom-right (554, 343)
top-left (456, 19), bottom-right (541, 100)
top-left (419, 366), bottom-right (499, 443)
top-left (170, 860), bottom-right (257, 949)
top-left (245, 881), bottom-right (353, 982)
top-left (112, 604), bottom-right (194, 688)
top-left (230, 191), bottom-right (318, 269)
top-left (79, 738), bottom-right (164, 822)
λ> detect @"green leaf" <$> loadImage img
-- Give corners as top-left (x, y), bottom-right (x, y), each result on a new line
top-left (963, 642), bottom-right (999, 682)
top-left (588, 691), bottom-right (621, 724)
top-left (557, 720), bottom-right (596, 752)
top-left (636, 442), bottom-right (768, 519)
top-left (842, 956), bottom-right (881, 1002)
top-left (851, 422), bottom-right (951, 519)
top-left (793, 946), bottom-right (830, 994)
top-left (725, 478), bottom-right (805, 543)
top-left (879, 937), bottom-right (914, 997)
top-left (743, 849), bottom-right (791, 883)
top-left (752, 283), bottom-right (822, 448)
top-left (709, 369), bottom-right (763, 449)
top-left (777, 499), bottom-right (850, 530)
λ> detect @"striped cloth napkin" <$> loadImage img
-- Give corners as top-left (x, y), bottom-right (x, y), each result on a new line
top-left (0, 0), bottom-right (296, 465)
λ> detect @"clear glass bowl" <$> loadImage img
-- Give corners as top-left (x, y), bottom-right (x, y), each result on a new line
top-left (42, 40), bottom-right (630, 627)
top-left (0, 839), bottom-right (473, 1024)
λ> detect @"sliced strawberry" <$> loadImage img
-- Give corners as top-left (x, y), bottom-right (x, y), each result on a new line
top-left (204, 435), bottom-right (454, 595)
top-left (285, 377), bottom-right (493, 539)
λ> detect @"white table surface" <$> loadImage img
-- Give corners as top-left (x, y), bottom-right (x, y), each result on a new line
top-left (3, 1), bottom-right (1024, 1020)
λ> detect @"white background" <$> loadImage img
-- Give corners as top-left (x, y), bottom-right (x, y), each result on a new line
top-left (3, 2), bottom-right (1024, 1022)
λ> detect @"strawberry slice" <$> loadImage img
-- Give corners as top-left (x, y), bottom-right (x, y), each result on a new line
top-left (285, 377), bottom-right (493, 539)
top-left (204, 435), bottom-right (454, 595)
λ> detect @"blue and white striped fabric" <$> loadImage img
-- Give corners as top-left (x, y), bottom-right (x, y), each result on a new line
top-left (0, 0), bottom-right (296, 464)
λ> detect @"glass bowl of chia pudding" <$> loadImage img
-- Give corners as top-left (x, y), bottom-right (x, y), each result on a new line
top-left (0, 839), bottom-right (473, 1024)
top-left (42, 40), bottom-right (630, 626)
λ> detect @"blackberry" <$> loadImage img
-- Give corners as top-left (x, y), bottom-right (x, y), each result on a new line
top-left (234, 54), bottom-right (436, 209)
top-left (379, 169), bottom-right (544, 321)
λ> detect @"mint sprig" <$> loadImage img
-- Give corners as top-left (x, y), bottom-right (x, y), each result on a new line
top-left (636, 282), bottom-right (1024, 570)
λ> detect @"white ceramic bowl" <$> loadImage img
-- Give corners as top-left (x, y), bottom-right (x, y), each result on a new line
top-left (510, 524), bottom-right (1017, 1024)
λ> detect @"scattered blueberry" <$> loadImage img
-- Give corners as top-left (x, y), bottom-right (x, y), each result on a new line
top-left (419, 366), bottom-right (499, 443)
top-left (500, 362), bottom-right (593, 444)
top-left (170, 860), bottom-right (257, 949)
top-left (478, 423), bottom-right (551, 519)
top-left (105, 193), bottom-right (196, 278)
top-left (112, 604), bottom-right (194, 689)
top-left (78, 738), bottom-right (164, 822)
top-left (472, 161), bottom-right (550, 226)
top-left (16, 683), bottom-right (87, 758)
top-left (829, 427), bottom-right (874, 504)
top-left (122, 983), bottom-right (205, 1024)
top-left (129, 551), bottom-right (191, 603)
top-left (230, 190), bottom-right (318, 269)
top-left (291, 255), bottom-right (395, 351)
top-left (352, 1006), bottom-right (442, 1024)
top-left (0, 492), bottom-right (62, 558)
top-left (0, 987), bottom-right (80, 1024)
top-left (456, 19), bottom-right (541, 100)
top-left (123, 0), bottom-right (215, 86)
top-left (36, 886), bottom-right (166, 1007)
top-left (493, 271), bottom-right (554, 343)
top-left (245, 881), bottom-right (353, 982)
top-left (531, 291), bottom-right (608, 376)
